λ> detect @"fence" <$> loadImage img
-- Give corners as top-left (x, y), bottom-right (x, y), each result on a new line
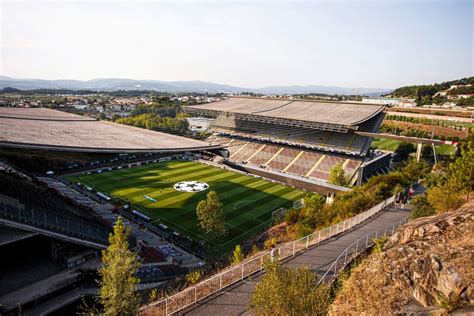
top-left (137, 194), bottom-right (397, 316)
top-left (317, 216), bottom-right (409, 284)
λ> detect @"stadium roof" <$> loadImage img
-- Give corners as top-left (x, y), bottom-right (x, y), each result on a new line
top-left (185, 97), bottom-right (385, 131)
top-left (0, 108), bottom-right (222, 153)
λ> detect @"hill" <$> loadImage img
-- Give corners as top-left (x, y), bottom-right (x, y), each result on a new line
top-left (389, 77), bottom-right (474, 98)
top-left (0, 76), bottom-right (388, 95)
top-left (330, 201), bottom-right (474, 315)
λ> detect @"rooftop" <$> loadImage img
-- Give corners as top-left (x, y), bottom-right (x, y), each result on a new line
top-left (186, 97), bottom-right (385, 127)
top-left (0, 108), bottom-right (220, 153)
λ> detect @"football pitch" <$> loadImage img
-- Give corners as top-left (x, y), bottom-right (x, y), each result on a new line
top-left (65, 160), bottom-right (306, 250)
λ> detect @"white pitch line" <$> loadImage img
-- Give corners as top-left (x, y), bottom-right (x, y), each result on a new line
top-left (233, 199), bottom-right (257, 211)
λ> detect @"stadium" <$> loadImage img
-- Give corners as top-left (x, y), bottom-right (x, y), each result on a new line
top-left (0, 100), bottom-right (390, 314)
top-left (185, 96), bottom-right (391, 186)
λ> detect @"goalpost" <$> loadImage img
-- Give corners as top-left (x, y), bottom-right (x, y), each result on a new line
top-left (271, 207), bottom-right (287, 221)
top-left (271, 198), bottom-right (304, 221)
top-left (293, 198), bottom-right (304, 209)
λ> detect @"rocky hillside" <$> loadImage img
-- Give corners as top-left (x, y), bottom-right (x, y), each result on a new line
top-left (330, 201), bottom-right (473, 315)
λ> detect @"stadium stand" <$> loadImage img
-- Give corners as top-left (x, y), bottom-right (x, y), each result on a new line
top-left (139, 246), bottom-right (167, 263)
top-left (136, 264), bottom-right (188, 283)
top-left (185, 97), bottom-right (388, 185)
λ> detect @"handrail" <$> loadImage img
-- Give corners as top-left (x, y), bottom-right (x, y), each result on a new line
top-left (317, 216), bottom-right (409, 284)
top-left (137, 194), bottom-right (396, 316)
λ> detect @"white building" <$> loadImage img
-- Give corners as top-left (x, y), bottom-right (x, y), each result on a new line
top-left (362, 98), bottom-right (400, 106)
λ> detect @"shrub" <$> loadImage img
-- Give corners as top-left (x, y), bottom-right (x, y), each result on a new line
top-left (185, 270), bottom-right (202, 285)
top-left (264, 237), bottom-right (277, 250)
top-left (427, 186), bottom-right (464, 214)
top-left (296, 222), bottom-right (314, 239)
top-left (250, 260), bottom-right (331, 316)
top-left (373, 236), bottom-right (389, 253)
top-left (409, 195), bottom-right (435, 219)
top-left (284, 208), bottom-right (300, 225)
top-left (231, 245), bottom-right (244, 264)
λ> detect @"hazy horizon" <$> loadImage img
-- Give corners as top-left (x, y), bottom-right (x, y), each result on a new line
top-left (1, 0), bottom-right (473, 89)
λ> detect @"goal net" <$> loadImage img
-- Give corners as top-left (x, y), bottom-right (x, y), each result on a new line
top-left (293, 198), bottom-right (304, 209)
top-left (272, 207), bottom-right (287, 221)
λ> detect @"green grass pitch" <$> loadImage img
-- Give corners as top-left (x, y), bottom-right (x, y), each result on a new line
top-left (65, 160), bottom-right (306, 250)
top-left (372, 138), bottom-right (455, 156)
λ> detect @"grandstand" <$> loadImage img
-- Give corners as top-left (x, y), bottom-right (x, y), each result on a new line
top-left (185, 97), bottom-right (390, 185)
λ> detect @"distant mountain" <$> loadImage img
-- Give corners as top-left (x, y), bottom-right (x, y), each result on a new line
top-left (0, 76), bottom-right (389, 96)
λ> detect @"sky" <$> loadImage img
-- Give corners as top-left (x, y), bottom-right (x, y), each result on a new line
top-left (0, 0), bottom-right (473, 89)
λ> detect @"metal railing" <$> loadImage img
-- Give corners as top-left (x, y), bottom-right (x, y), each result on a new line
top-left (137, 194), bottom-right (396, 316)
top-left (317, 216), bottom-right (409, 284)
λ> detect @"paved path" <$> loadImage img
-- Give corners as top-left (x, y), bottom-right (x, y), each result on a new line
top-left (183, 205), bottom-right (410, 315)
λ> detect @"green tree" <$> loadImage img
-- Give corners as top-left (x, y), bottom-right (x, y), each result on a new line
top-left (394, 142), bottom-right (416, 161)
top-left (284, 208), bottom-right (300, 225)
top-left (196, 191), bottom-right (227, 240)
top-left (328, 164), bottom-right (348, 186)
top-left (427, 185), bottom-right (463, 214)
top-left (299, 194), bottom-right (326, 228)
top-left (446, 141), bottom-right (474, 201)
top-left (231, 244), bottom-right (245, 264)
top-left (409, 194), bottom-right (436, 219)
top-left (250, 260), bottom-right (331, 316)
top-left (99, 217), bottom-right (141, 316)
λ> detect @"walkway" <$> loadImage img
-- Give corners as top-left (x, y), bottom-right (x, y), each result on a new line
top-left (183, 205), bottom-right (410, 315)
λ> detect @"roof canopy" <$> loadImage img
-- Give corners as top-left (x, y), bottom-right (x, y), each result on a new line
top-left (0, 108), bottom-right (221, 153)
top-left (186, 97), bottom-right (385, 132)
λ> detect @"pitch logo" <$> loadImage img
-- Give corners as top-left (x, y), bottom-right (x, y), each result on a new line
top-left (173, 181), bottom-right (209, 193)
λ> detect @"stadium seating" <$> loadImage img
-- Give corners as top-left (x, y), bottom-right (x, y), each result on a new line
top-left (210, 116), bottom-right (369, 155)
top-left (248, 144), bottom-right (280, 165)
top-left (207, 134), bottom-right (364, 183)
top-left (136, 264), bottom-right (188, 283)
top-left (139, 246), bottom-right (167, 263)
top-left (286, 151), bottom-right (322, 176)
top-left (267, 147), bottom-right (300, 170)
top-left (230, 142), bottom-right (263, 162)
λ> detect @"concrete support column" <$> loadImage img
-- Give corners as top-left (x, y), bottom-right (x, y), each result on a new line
top-left (415, 142), bottom-right (423, 162)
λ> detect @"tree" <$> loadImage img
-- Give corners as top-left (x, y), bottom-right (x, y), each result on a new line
top-left (299, 194), bottom-right (326, 228)
top-left (409, 194), bottom-right (436, 220)
top-left (447, 141), bottom-right (474, 201)
top-left (231, 244), bottom-right (245, 264)
top-left (328, 164), bottom-right (348, 186)
top-left (421, 145), bottom-right (434, 159)
top-left (99, 217), bottom-right (141, 316)
top-left (250, 260), bottom-right (331, 316)
top-left (196, 191), bottom-right (227, 240)
top-left (427, 185), bottom-right (463, 214)
top-left (394, 142), bottom-right (416, 161)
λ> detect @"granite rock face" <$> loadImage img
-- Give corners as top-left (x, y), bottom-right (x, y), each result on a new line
top-left (330, 201), bottom-right (474, 315)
